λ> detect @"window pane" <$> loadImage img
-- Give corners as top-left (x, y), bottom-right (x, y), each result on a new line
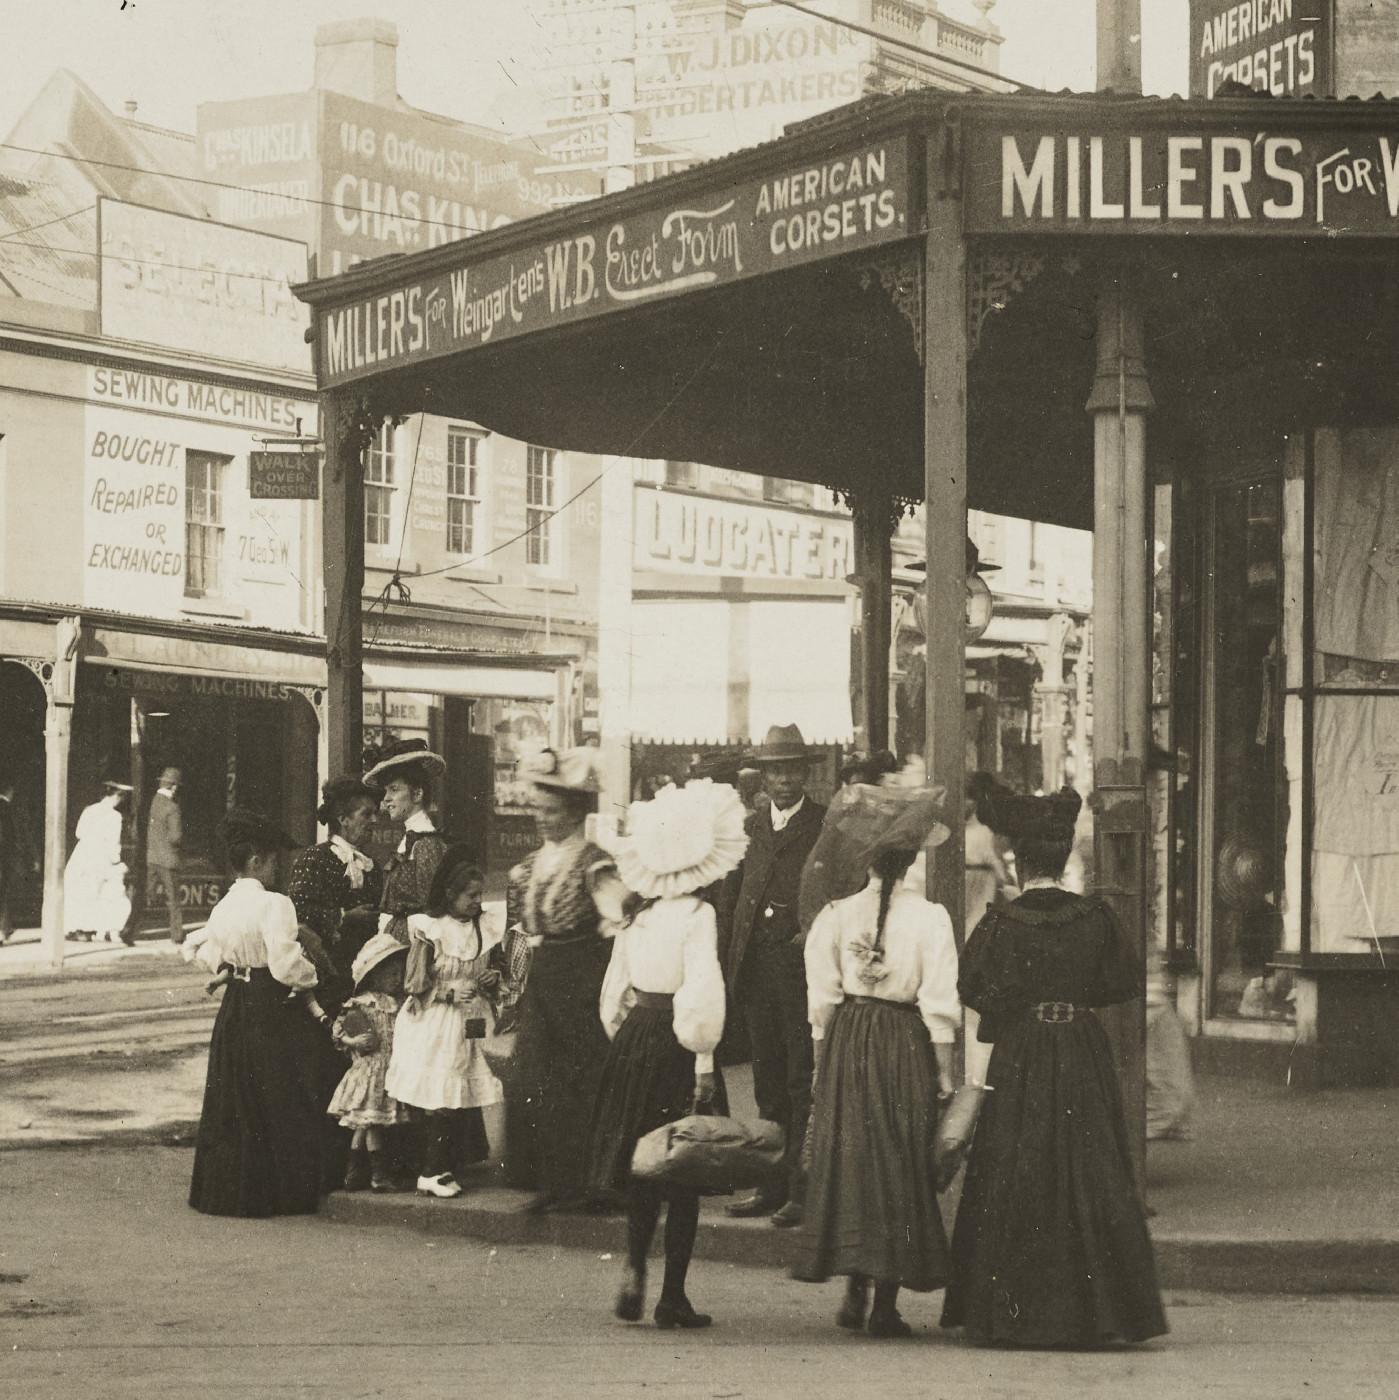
top-left (1206, 478), bottom-right (1289, 1020)
top-left (185, 454), bottom-right (226, 597)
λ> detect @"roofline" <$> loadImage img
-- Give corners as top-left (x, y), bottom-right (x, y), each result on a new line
top-left (295, 85), bottom-right (1399, 308)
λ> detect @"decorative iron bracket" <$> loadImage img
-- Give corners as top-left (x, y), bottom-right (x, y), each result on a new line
top-left (857, 245), bottom-right (924, 366)
top-left (967, 250), bottom-right (1046, 357)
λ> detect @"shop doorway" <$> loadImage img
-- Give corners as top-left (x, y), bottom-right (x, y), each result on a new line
top-left (0, 661), bottom-right (47, 928)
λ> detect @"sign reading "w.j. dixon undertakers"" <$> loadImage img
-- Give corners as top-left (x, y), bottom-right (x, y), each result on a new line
top-left (316, 137), bottom-right (909, 386)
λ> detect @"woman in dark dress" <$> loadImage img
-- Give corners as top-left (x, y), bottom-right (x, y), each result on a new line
top-left (939, 787), bottom-right (1168, 1348)
top-left (188, 808), bottom-right (328, 1217)
top-left (506, 747), bottom-right (629, 1211)
top-left (287, 776), bottom-right (385, 1014)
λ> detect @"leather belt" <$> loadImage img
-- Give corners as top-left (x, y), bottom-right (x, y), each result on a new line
top-left (1033, 1001), bottom-right (1080, 1024)
top-left (632, 989), bottom-right (674, 1011)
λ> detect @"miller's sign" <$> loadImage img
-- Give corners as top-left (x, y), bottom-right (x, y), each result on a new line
top-left (966, 124), bottom-right (1399, 236)
top-left (315, 137), bottom-right (909, 387)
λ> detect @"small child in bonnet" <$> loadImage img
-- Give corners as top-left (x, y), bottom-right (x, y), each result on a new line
top-left (328, 932), bottom-right (411, 1192)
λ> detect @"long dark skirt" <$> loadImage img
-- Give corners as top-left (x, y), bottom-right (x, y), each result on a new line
top-left (940, 1012), bottom-right (1168, 1346)
top-left (586, 1004), bottom-right (728, 1196)
top-left (792, 997), bottom-right (949, 1292)
top-left (190, 970), bottom-right (328, 1218)
top-left (505, 935), bottom-right (613, 1202)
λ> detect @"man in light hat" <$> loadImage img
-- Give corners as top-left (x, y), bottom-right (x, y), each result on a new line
top-left (719, 724), bottom-right (826, 1227)
top-left (147, 766), bottom-right (184, 944)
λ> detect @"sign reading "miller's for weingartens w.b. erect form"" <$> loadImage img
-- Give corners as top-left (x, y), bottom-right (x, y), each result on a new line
top-left (315, 137), bottom-right (909, 387)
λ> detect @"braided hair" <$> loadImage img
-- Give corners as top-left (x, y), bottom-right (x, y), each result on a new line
top-left (871, 847), bottom-right (918, 948)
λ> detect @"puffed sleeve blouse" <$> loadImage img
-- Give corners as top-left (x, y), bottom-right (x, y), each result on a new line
top-left (598, 895), bottom-right (727, 1073)
top-left (185, 877), bottom-right (318, 990)
top-left (804, 880), bottom-right (961, 1045)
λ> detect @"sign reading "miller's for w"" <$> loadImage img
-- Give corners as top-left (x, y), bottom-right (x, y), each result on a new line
top-left (965, 123), bottom-right (1399, 237)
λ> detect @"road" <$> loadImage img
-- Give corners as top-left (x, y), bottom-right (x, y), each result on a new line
top-left (0, 1142), bottom-right (1392, 1400)
top-left (0, 955), bottom-right (212, 1145)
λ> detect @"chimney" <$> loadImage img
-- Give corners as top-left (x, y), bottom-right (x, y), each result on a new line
top-left (314, 18), bottom-right (399, 108)
top-left (124, 100), bottom-right (138, 118)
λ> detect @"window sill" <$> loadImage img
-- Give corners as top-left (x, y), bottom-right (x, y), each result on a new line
top-left (181, 599), bottom-right (246, 621)
top-left (444, 569), bottom-right (505, 585)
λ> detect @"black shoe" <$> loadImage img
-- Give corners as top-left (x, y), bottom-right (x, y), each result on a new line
top-left (770, 1201), bottom-right (804, 1229)
top-left (867, 1310), bottom-right (913, 1339)
top-left (725, 1191), bottom-right (785, 1219)
top-left (342, 1150), bottom-right (371, 1193)
top-left (836, 1279), bottom-right (869, 1331)
top-left (654, 1296), bottom-right (712, 1330)
top-left (615, 1269), bottom-right (644, 1322)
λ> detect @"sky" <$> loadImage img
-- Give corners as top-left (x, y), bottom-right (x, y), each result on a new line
top-left (0, 0), bottom-right (1192, 145)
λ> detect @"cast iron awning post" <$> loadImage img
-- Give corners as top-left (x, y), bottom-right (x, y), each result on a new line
top-left (924, 124), bottom-right (967, 944)
top-left (852, 489), bottom-right (894, 754)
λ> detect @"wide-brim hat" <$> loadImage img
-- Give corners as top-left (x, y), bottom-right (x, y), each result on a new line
top-left (749, 724), bottom-right (814, 766)
top-left (616, 779), bottom-right (749, 899)
top-left (350, 931), bottom-right (409, 990)
top-left (521, 746), bottom-right (602, 795)
top-left (797, 779), bottom-right (949, 934)
top-left (216, 806), bottom-right (295, 851)
top-left (103, 780), bottom-right (134, 794)
top-left (427, 842), bottom-right (483, 913)
top-left (363, 738), bottom-right (447, 788)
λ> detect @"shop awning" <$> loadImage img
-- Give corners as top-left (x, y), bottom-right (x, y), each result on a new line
top-left (628, 597), bottom-right (852, 745)
top-left (363, 657), bottom-right (560, 701)
top-left (86, 626), bottom-right (326, 687)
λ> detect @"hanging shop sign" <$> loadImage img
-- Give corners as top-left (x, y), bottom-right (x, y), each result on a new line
top-left (248, 450), bottom-right (320, 499)
top-left (316, 136), bottom-right (910, 387)
top-left (965, 120), bottom-right (1399, 237)
top-left (1188, 0), bottom-right (1331, 99)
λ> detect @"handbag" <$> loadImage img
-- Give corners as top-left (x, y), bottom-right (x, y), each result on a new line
top-left (631, 1114), bottom-right (785, 1194)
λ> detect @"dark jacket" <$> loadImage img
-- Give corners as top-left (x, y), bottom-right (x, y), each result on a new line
top-left (719, 797), bottom-right (826, 989)
top-left (146, 791), bottom-right (182, 869)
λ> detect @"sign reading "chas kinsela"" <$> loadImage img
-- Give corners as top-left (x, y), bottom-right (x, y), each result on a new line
top-left (315, 137), bottom-right (909, 386)
top-left (966, 125), bottom-right (1399, 235)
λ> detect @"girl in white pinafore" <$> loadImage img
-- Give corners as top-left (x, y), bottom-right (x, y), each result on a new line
top-left (385, 846), bottom-right (505, 1198)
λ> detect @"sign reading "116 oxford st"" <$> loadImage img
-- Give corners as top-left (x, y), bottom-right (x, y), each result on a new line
top-left (317, 137), bottom-right (909, 387)
top-left (966, 124), bottom-right (1399, 236)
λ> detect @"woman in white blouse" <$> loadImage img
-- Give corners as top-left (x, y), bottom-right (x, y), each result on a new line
top-left (187, 807), bottom-right (328, 1218)
top-left (791, 787), bottom-right (959, 1339)
top-left (587, 780), bottom-right (747, 1331)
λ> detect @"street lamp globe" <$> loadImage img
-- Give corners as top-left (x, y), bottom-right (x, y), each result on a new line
top-left (965, 572), bottom-right (994, 642)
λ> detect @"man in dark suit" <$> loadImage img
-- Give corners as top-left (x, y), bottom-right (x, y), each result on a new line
top-left (719, 724), bottom-right (826, 1228)
top-left (146, 767), bottom-right (184, 944)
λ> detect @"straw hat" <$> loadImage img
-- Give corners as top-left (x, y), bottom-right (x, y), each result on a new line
top-left (350, 932), bottom-right (409, 990)
top-left (521, 746), bottom-right (602, 795)
top-left (363, 737), bottom-right (447, 788)
top-left (616, 779), bottom-right (749, 900)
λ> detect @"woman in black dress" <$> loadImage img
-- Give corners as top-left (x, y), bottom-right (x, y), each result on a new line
top-left (939, 787), bottom-right (1168, 1348)
top-left (506, 747), bottom-right (628, 1211)
top-left (287, 775), bottom-right (385, 1012)
top-left (188, 808), bottom-right (328, 1217)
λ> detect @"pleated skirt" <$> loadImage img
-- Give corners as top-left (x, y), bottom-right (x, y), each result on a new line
top-left (586, 1004), bottom-right (728, 1196)
top-left (189, 970), bottom-right (326, 1218)
top-left (791, 997), bottom-right (949, 1292)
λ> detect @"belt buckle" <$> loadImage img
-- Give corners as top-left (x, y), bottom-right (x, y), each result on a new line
top-left (1037, 1001), bottom-right (1074, 1024)
top-left (233, 967), bottom-right (252, 983)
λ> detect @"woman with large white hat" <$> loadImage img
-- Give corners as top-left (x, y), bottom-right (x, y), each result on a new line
top-left (365, 739), bottom-right (449, 950)
top-left (588, 778), bottom-right (747, 1331)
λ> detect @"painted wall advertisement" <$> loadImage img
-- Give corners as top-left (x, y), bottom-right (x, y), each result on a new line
top-left (98, 200), bottom-right (311, 371)
top-left (966, 120), bottom-right (1399, 235)
top-left (83, 368), bottom-right (315, 627)
top-left (634, 487), bottom-right (852, 584)
top-left (1188, 0), bottom-right (1332, 98)
top-left (317, 136), bottom-right (910, 386)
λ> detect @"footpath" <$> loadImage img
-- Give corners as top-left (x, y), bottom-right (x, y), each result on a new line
top-left (4, 935), bottom-right (1399, 1293)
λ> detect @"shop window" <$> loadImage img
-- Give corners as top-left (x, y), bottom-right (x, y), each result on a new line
top-left (664, 460), bottom-right (700, 489)
top-left (762, 476), bottom-right (813, 508)
top-left (364, 421), bottom-right (395, 547)
top-left (526, 445), bottom-right (556, 566)
top-left (447, 428), bottom-right (481, 555)
top-left (184, 451), bottom-right (227, 598)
